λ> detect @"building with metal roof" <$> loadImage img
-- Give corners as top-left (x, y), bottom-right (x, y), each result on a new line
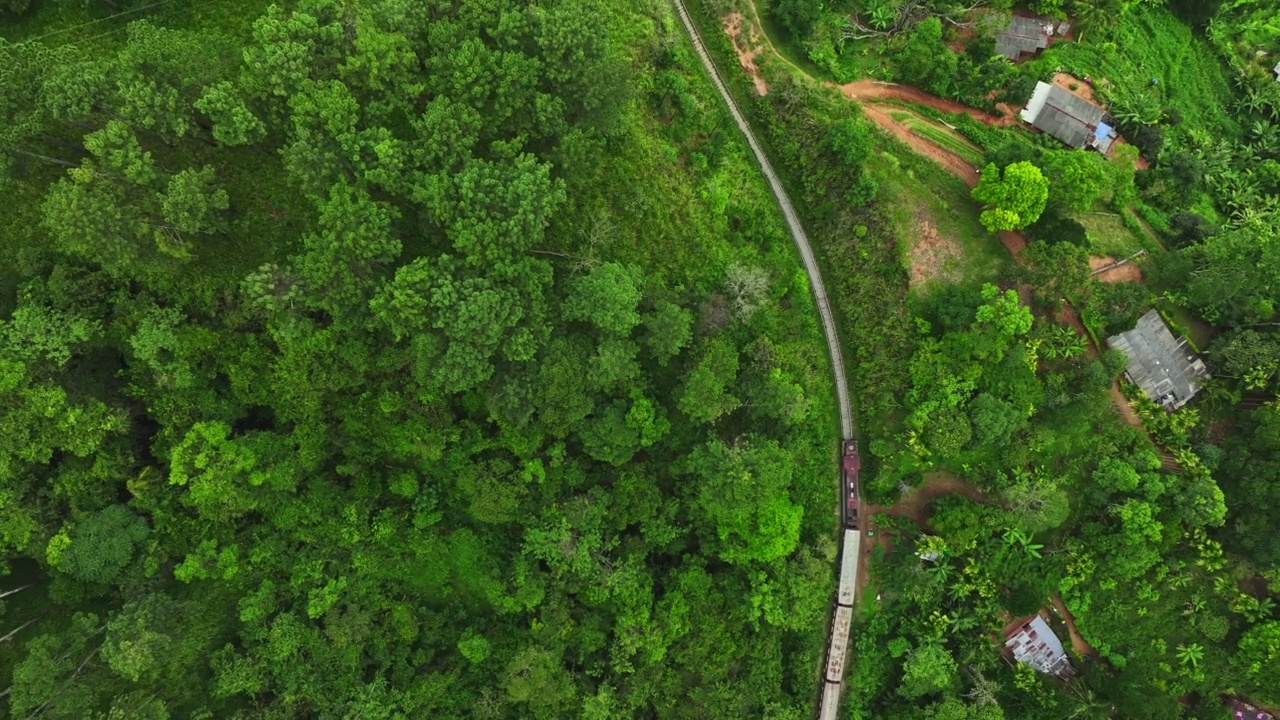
top-left (1106, 309), bottom-right (1210, 411)
top-left (996, 16), bottom-right (1054, 61)
top-left (1020, 81), bottom-right (1118, 153)
top-left (1005, 616), bottom-right (1075, 679)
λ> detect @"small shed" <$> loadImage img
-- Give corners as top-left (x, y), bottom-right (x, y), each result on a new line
top-left (1106, 309), bottom-right (1209, 411)
top-left (1020, 81), bottom-right (1117, 152)
top-left (996, 16), bottom-right (1054, 61)
top-left (1005, 616), bottom-right (1074, 679)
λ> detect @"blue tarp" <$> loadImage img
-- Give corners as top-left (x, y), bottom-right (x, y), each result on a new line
top-left (1094, 121), bottom-right (1114, 140)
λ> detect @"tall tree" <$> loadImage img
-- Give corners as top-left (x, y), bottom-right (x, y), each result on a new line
top-left (972, 162), bottom-right (1050, 232)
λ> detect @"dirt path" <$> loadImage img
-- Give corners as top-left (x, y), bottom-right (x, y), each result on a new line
top-left (1051, 592), bottom-right (1102, 660)
top-left (862, 103), bottom-right (982, 185)
top-left (837, 79), bottom-right (1020, 127)
top-left (1109, 382), bottom-right (1143, 428)
top-left (1090, 254), bottom-right (1144, 283)
top-left (1053, 303), bottom-right (1146, 429)
top-left (855, 472), bottom-right (991, 597)
top-left (1125, 207), bottom-right (1166, 250)
top-left (722, 11), bottom-right (768, 96)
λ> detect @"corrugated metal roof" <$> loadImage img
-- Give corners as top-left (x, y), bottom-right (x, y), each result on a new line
top-left (996, 16), bottom-right (1053, 60)
top-left (1107, 310), bottom-right (1209, 410)
top-left (1031, 86), bottom-right (1106, 149)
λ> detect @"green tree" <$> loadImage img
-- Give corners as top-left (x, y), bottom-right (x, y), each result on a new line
top-left (771, 0), bottom-right (824, 38)
top-left (925, 406), bottom-right (973, 457)
top-left (1040, 150), bottom-right (1112, 210)
top-left (972, 162), bottom-right (1050, 232)
top-left (50, 505), bottom-right (148, 585)
top-left (195, 81), bottom-right (267, 145)
top-left (898, 643), bottom-right (958, 699)
top-left (895, 18), bottom-right (957, 97)
top-left (2, 304), bottom-right (99, 367)
top-left (101, 594), bottom-right (180, 683)
top-left (8, 613), bottom-right (104, 717)
top-left (642, 299), bottom-right (693, 365)
top-left (563, 262), bottom-right (643, 337)
top-left (1235, 621), bottom-right (1280, 704)
top-left (968, 392), bottom-right (1026, 447)
top-left (685, 438), bottom-right (804, 565)
top-left (83, 120), bottom-right (157, 186)
top-left (829, 117), bottom-right (874, 167)
top-left (161, 165), bottom-right (230, 236)
top-left (1003, 478), bottom-right (1070, 532)
top-left (678, 337), bottom-right (741, 424)
top-left (503, 646), bottom-right (576, 715)
top-left (1020, 240), bottom-right (1091, 308)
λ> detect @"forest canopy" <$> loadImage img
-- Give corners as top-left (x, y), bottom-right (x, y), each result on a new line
top-left (0, 0), bottom-right (844, 716)
top-left (6, 0), bottom-right (1280, 716)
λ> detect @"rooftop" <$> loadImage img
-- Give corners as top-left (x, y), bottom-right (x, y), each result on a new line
top-left (1020, 82), bottom-right (1116, 151)
top-left (996, 16), bottom-right (1054, 60)
top-left (1005, 616), bottom-right (1074, 678)
top-left (1106, 309), bottom-right (1210, 410)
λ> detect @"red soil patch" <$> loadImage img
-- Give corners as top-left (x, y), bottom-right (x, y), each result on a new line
top-left (836, 79), bottom-right (1020, 127)
top-left (881, 471), bottom-right (991, 527)
top-left (722, 12), bottom-right (768, 96)
top-left (1052, 71), bottom-right (1096, 102)
top-left (998, 230), bottom-right (1027, 257)
top-left (908, 215), bottom-right (964, 288)
top-left (1089, 255), bottom-right (1144, 283)
top-left (855, 472), bottom-right (990, 597)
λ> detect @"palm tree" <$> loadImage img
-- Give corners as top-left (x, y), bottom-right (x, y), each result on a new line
top-left (1066, 684), bottom-right (1112, 720)
top-left (1175, 642), bottom-right (1204, 670)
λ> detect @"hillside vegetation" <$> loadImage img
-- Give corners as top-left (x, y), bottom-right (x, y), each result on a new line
top-left (0, 1), bottom-right (844, 716)
top-left (4, 0), bottom-right (1280, 717)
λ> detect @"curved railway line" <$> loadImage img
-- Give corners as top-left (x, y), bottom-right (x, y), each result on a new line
top-left (668, 3), bottom-right (863, 718)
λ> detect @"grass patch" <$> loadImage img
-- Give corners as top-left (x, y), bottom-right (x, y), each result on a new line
top-left (1045, 9), bottom-right (1240, 138)
top-left (749, 0), bottom-right (828, 80)
top-left (1074, 211), bottom-right (1147, 257)
top-left (886, 109), bottom-right (985, 165)
top-left (871, 143), bottom-right (1011, 293)
top-left (1158, 300), bottom-right (1217, 352)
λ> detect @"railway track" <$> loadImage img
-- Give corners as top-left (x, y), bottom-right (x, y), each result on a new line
top-left (668, 2), bottom-right (861, 718)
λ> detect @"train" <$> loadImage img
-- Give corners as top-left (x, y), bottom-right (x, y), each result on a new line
top-left (819, 440), bottom-right (862, 720)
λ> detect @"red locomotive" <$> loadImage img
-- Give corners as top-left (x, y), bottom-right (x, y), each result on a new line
top-left (842, 440), bottom-right (860, 529)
